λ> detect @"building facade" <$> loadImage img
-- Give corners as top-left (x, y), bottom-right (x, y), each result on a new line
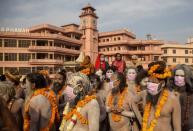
top-left (0, 4), bottom-right (190, 74)
top-left (161, 42), bottom-right (193, 66)
top-left (0, 24), bottom-right (82, 74)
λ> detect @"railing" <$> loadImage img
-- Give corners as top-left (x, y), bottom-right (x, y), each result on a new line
top-left (28, 46), bottom-right (80, 55)
top-left (29, 59), bottom-right (64, 65)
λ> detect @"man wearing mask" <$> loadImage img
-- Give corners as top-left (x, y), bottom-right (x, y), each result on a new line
top-left (95, 54), bottom-right (110, 72)
top-left (140, 61), bottom-right (181, 131)
top-left (112, 53), bottom-right (126, 73)
top-left (106, 72), bottom-right (142, 131)
top-left (59, 72), bottom-right (100, 131)
top-left (168, 64), bottom-right (193, 131)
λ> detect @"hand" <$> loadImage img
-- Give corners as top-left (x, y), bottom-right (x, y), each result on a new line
top-left (111, 106), bottom-right (124, 114)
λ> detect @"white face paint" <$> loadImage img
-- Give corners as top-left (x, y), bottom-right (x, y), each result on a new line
top-left (106, 70), bottom-right (114, 79)
top-left (127, 69), bottom-right (137, 81)
top-left (174, 69), bottom-right (185, 87)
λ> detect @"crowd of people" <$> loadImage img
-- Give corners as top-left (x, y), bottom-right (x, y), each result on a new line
top-left (0, 53), bottom-right (193, 131)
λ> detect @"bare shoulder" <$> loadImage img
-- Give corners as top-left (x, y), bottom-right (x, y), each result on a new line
top-left (88, 99), bottom-right (99, 107)
top-left (168, 90), bottom-right (179, 100)
top-left (29, 94), bottom-right (48, 108)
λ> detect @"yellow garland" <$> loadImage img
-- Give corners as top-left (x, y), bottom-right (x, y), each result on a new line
top-left (24, 88), bottom-right (60, 131)
top-left (64, 95), bottom-right (96, 125)
top-left (107, 88), bottom-right (128, 122)
top-left (148, 64), bottom-right (171, 79)
top-left (142, 89), bottom-right (169, 131)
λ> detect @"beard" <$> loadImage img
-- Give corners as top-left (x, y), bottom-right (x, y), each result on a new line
top-left (69, 92), bottom-right (85, 108)
top-left (53, 82), bottom-right (63, 94)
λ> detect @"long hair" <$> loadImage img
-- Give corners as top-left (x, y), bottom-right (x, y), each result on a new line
top-left (168, 64), bottom-right (193, 92)
top-left (26, 73), bottom-right (47, 89)
top-left (112, 72), bottom-right (126, 94)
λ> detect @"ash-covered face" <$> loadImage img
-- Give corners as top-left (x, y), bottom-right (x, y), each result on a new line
top-left (106, 69), bottom-right (114, 79)
top-left (174, 69), bottom-right (185, 87)
top-left (127, 68), bottom-right (137, 81)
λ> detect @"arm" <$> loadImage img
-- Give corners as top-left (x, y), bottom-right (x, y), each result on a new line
top-left (29, 97), bottom-right (40, 131)
top-left (172, 95), bottom-right (181, 131)
top-left (96, 96), bottom-right (106, 122)
top-left (88, 99), bottom-right (100, 131)
top-left (129, 96), bottom-right (142, 126)
top-left (121, 110), bottom-right (135, 118)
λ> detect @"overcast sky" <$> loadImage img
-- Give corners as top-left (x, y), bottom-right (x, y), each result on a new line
top-left (0, 0), bottom-right (193, 43)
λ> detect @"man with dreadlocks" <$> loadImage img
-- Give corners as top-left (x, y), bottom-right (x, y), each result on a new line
top-left (59, 72), bottom-right (100, 131)
top-left (168, 64), bottom-right (193, 131)
top-left (106, 72), bottom-right (142, 131)
top-left (140, 61), bottom-right (181, 131)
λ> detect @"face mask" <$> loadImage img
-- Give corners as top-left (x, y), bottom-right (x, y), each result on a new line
top-left (106, 72), bottom-right (113, 79)
top-left (127, 74), bottom-right (136, 81)
top-left (100, 57), bottom-right (105, 62)
top-left (174, 76), bottom-right (185, 87)
top-left (64, 85), bottom-right (76, 101)
top-left (147, 82), bottom-right (160, 96)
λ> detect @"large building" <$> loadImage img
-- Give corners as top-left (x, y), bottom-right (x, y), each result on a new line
top-left (161, 41), bottom-right (193, 66)
top-left (0, 4), bottom-right (189, 74)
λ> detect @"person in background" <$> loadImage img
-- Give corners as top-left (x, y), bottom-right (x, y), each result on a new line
top-left (126, 55), bottom-right (142, 69)
top-left (168, 64), bottom-right (193, 131)
top-left (112, 53), bottom-right (126, 73)
top-left (95, 54), bottom-right (110, 72)
top-left (79, 55), bottom-right (95, 76)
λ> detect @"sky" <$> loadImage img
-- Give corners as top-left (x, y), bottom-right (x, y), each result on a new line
top-left (0, 0), bottom-right (193, 43)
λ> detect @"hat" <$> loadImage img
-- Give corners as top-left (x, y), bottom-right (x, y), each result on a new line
top-left (131, 55), bottom-right (138, 60)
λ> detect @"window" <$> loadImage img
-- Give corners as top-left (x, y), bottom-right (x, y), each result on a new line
top-left (154, 56), bottom-right (159, 61)
top-left (107, 48), bottom-right (109, 51)
top-left (114, 38), bottom-right (117, 41)
top-left (106, 39), bottom-right (109, 42)
top-left (0, 67), bottom-right (3, 74)
top-left (103, 39), bottom-right (105, 42)
top-left (118, 47), bottom-right (121, 50)
top-left (173, 58), bottom-right (176, 63)
top-left (18, 40), bottom-right (30, 48)
top-left (4, 39), bottom-right (17, 47)
top-left (4, 53), bottom-right (17, 61)
top-left (173, 50), bottom-right (176, 54)
top-left (0, 39), bottom-right (2, 47)
top-left (185, 58), bottom-right (189, 63)
top-left (19, 53), bottom-right (31, 61)
top-left (0, 53), bottom-right (3, 61)
top-left (114, 48), bottom-right (117, 51)
top-left (118, 37), bottom-right (121, 40)
top-left (164, 50), bottom-right (167, 54)
top-left (163, 57), bottom-right (167, 62)
top-left (185, 50), bottom-right (188, 54)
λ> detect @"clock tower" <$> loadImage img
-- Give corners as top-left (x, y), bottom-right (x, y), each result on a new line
top-left (79, 3), bottom-right (99, 62)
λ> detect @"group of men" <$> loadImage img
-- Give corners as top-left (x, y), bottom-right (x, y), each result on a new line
top-left (0, 53), bottom-right (193, 131)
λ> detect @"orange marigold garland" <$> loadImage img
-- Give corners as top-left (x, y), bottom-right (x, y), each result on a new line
top-left (24, 88), bottom-right (60, 131)
top-left (142, 89), bottom-right (169, 131)
top-left (80, 68), bottom-right (91, 75)
top-left (63, 95), bottom-right (96, 125)
top-left (148, 64), bottom-right (171, 79)
top-left (107, 88), bottom-right (128, 122)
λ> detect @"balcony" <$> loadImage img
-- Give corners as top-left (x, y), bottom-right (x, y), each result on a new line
top-left (29, 59), bottom-right (64, 65)
top-left (100, 50), bottom-right (162, 55)
top-left (28, 46), bottom-right (80, 55)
